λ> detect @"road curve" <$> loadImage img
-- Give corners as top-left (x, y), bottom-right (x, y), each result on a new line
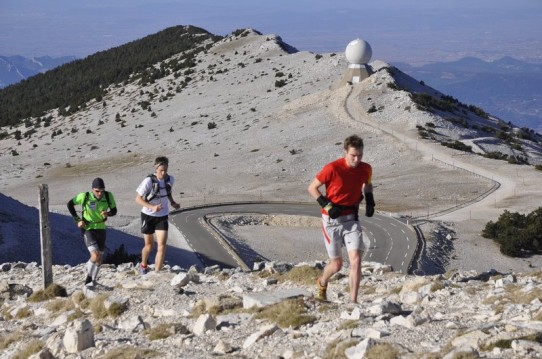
top-left (170, 202), bottom-right (418, 273)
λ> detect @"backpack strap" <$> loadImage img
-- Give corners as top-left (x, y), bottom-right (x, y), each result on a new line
top-left (104, 191), bottom-right (112, 208)
top-left (145, 174), bottom-right (171, 202)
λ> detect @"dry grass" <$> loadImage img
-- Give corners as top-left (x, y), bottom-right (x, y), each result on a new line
top-left (189, 294), bottom-right (243, 318)
top-left (505, 285), bottom-right (542, 305)
top-left (269, 265), bottom-right (321, 286)
top-left (11, 339), bottom-right (44, 359)
top-left (143, 323), bottom-right (176, 340)
top-left (90, 294), bottom-right (109, 319)
top-left (72, 293), bottom-right (127, 319)
top-left (0, 330), bottom-right (25, 350)
top-left (365, 343), bottom-right (399, 359)
top-left (45, 298), bottom-right (75, 313)
top-left (254, 298), bottom-right (316, 329)
top-left (323, 338), bottom-right (358, 359)
top-left (28, 283), bottom-right (67, 302)
top-left (480, 338), bottom-right (513, 351)
top-left (107, 301), bottom-right (127, 318)
top-left (336, 319), bottom-right (359, 331)
top-left (14, 307), bottom-right (32, 319)
top-left (98, 345), bottom-right (161, 359)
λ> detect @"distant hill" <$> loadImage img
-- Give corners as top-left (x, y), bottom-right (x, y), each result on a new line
top-left (393, 57), bottom-right (542, 132)
top-left (0, 55), bottom-right (76, 89)
top-left (0, 25), bottom-right (222, 128)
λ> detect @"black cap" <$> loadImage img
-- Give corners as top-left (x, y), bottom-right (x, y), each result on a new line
top-left (92, 177), bottom-right (105, 189)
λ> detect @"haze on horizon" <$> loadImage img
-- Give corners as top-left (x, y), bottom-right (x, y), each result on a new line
top-left (1, 0), bottom-right (541, 65)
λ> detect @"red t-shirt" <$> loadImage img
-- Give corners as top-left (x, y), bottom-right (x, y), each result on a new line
top-left (316, 158), bottom-right (372, 215)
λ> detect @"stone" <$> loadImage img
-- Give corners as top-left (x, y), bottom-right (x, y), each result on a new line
top-left (63, 319), bottom-right (94, 353)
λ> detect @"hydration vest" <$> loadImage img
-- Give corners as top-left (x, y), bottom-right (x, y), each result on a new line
top-left (144, 174), bottom-right (172, 202)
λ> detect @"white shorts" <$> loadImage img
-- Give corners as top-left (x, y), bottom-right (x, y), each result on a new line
top-left (321, 214), bottom-right (364, 258)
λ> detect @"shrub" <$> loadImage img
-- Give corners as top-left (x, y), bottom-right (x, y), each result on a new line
top-left (441, 140), bottom-right (472, 153)
top-left (104, 244), bottom-right (139, 265)
top-left (482, 208), bottom-right (542, 257)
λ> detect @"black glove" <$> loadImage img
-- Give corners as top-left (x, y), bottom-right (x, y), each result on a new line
top-left (317, 195), bottom-right (341, 219)
top-left (354, 204), bottom-right (360, 221)
top-left (365, 192), bottom-right (375, 217)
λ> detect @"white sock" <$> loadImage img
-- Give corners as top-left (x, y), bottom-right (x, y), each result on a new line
top-left (86, 260), bottom-right (95, 277)
top-left (91, 264), bottom-right (100, 281)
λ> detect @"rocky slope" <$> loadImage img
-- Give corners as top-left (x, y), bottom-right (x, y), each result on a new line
top-left (2, 261), bottom-right (542, 359)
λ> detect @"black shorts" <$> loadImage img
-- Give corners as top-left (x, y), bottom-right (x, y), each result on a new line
top-left (83, 229), bottom-right (106, 252)
top-left (141, 213), bottom-right (169, 234)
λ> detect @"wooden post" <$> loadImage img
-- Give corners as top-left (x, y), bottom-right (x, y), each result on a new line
top-left (39, 184), bottom-right (53, 288)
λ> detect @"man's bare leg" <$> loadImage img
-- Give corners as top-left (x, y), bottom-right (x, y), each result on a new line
top-left (348, 249), bottom-right (362, 303)
top-left (154, 230), bottom-right (168, 271)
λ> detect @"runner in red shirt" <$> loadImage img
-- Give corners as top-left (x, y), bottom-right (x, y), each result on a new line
top-left (308, 134), bottom-right (375, 303)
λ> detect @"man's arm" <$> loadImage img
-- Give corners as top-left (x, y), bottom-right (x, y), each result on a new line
top-left (308, 178), bottom-right (324, 200)
top-left (363, 183), bottom-right (375, 217)
top-left (168, 193), bottom-right (180, 210)
top-left (67, 199), bottom-right (80, 221)
top-left (308, 178), bottom-right (341, 219)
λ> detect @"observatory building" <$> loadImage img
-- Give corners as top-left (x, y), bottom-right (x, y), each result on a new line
top-left (334, 38), bottom-right (373, 89)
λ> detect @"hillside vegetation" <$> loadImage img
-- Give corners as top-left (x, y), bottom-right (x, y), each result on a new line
top-left (0, 25), bottom-right (221, 128)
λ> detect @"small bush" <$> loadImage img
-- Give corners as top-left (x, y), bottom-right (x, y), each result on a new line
top-left (104, 244), bottom-right (139, 265)
top-left (28, 283), bottom-right (68, 302)
top-left (441, 140), bottom-right (472, 153)
top-left (482, 208), bottom-right (542, 257)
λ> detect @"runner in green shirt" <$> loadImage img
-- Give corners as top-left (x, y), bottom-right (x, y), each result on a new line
top-left (67, 177), bottom-right (117, 286)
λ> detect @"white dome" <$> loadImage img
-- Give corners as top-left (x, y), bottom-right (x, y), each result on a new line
top-left (345, 39), bottom-right (372, 64)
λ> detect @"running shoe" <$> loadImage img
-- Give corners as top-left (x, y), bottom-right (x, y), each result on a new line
top-left (315, 277), bottom-right (327, 301)
top-left (139, 264), bottom-right (149, 275)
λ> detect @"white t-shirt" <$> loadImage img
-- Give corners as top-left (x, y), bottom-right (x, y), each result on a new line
top-left (136, 175), bottom-right (175, 217)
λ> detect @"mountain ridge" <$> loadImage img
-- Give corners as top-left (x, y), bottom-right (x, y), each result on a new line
top-left (393, 57), bottom-right (542, 132)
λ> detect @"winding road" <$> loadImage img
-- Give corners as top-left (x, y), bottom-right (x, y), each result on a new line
top-left (170, 202), bottom-right (418, 273)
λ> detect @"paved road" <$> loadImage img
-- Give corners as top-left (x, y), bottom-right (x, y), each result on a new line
top-left (170, 202), bottom-right (418, 273)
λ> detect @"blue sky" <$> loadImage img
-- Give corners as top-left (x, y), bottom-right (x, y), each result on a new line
top-left (1, 0), bottom-right (541, 64)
